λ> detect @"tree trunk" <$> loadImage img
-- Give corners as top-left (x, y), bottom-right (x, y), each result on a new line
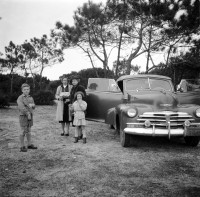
top-left (10, 74), bottom-right (13, 95)
top-left (146, 26), bottom-right (152, 73)
top-left (116, 0), bottom-right (127, 77)
top-left (39, 51), bottom-right (44, 90)
top-left (39, 67), bottom-right (44, 90)
top-left (10, 65), bottom-right (14, 95)
top-left (126, 28), bottom-right (143, 74)
top-left (87, 49), bottom-right (99, 78)
top-left (116, 29), bottom-right (124, 77)
top-left (32, 75), bottom-right (36, 92)
top-left (103, 61), bottom-right (107, 78)
top-left (126, 60), bottom-right (132, 75)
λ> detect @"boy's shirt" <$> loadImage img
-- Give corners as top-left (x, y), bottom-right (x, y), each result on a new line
top-left (17, 94), bottom-right (35, 116)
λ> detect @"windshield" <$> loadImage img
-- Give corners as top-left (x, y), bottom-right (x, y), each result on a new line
top-left (125, 78), bottom-right (173, 92)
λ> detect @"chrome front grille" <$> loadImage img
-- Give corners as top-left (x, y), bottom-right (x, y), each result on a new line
top-left (137, 111), bottom-right (194, 128)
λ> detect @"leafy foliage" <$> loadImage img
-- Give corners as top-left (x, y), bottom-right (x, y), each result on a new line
top-left (1, 0), bottom-right (199, 87)
top-left (0, 95), bottom-right (10, 108)
top-left (33, 91), bottom-right (55, 105)
top-left (0, 73), bottom-right (52, 103)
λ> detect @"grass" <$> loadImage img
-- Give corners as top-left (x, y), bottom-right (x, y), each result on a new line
top-left (0, 106), bottom-right (200, 197)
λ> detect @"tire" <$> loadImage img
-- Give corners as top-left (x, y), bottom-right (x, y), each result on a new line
top-left (184, 136), bottom-right (200, 147)
top-left (120, 125), bottom-right (130, 147)
top-left (109, 125), bottom-right (115, 129)
top-left (115, 116), bottom-right (120, 134)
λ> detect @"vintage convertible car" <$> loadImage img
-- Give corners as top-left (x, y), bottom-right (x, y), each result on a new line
top-left (86, 75), bottom-right (200, 147)
top-left (176, 79), bottom-right (200, 106)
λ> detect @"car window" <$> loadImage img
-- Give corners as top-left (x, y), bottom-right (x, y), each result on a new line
top-left (177, 79), bottom-right (200, 92)
top-left (109, 79), bottom-right (121, 92)
top-left (87, 78), bottom-right (120, 92)
top-left (149, 79), bottom-right (172, 91)
top-left (88, 79), bottom-right (108, 91)
top-left (126, 79), bottom-right (149, 91)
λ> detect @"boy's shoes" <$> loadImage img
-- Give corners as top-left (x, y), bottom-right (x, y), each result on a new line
top-left (65, 133), bottom-right (69, 136)
top-left (28, 144), bottom-right (38, 149)
top-left (61, 133), bottom-right (65, 136)
top-left (83, 138), bottom-right (86, 144)
top-left (78, 134), bottom-right (83, 140)
top-left (20, 146), bottom-right (27, 152)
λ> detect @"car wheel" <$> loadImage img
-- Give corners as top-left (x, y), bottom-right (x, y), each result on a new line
top-left (109, 125), bottom-right (115, 129)
top-left (120, 125), bottom-right (130, 147)
top-left (184, 136), bottom-right (200, 147)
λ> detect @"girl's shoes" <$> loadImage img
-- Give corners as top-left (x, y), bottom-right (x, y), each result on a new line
top-left (61, 133), bottom-right (64, 136)
top-left (74, 137), bottom-right (78, 143)
top-left (83, 138), bottom-right (86, 144)
top-left (78, 134), bottom-right (83, 140)
top-left (28, 144), bottom-right (38, 149)
top-left (20, 146), bottom-right (27, 152)
top-left (74, 137), bottom-right (86, 143)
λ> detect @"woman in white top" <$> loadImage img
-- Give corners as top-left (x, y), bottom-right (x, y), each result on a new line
top-left (55, 77), bottom-right (72, 136)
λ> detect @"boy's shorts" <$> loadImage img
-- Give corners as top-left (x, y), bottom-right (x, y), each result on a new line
top-left (19, 115), bottom-right (33, 134)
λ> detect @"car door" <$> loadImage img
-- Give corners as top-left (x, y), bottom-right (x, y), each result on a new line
top-left (86, 79), bottom-right (122, 122)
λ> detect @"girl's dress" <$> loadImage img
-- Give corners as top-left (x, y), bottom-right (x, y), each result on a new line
top-left (72, 100), bottom-right (87, 126)
top-left (56, 85), bottom-right (72, 122)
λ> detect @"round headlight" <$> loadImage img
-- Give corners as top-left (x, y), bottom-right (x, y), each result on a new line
top-left (127, 108), bottom-right (137, 117)
top-left (196, 108), bottom-right (200, 117)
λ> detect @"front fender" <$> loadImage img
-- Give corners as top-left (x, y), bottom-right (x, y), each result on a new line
top-left (105, 107), bottom-right (116, 126)
top-left (115, 104), bottom-right (154, 131)
top-left (178, 104), bottom-right (200, 123)
top-left (106, 104), bottom-right (156, 130)
top-left (105, 105), bottom-right (131, 129)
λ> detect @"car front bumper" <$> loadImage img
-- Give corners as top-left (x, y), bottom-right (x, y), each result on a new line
top-left (124, 123), bottom-right (200, 137)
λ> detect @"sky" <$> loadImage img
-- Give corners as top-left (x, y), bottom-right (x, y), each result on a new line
top-left (0, 0), bottom-right (164, 80)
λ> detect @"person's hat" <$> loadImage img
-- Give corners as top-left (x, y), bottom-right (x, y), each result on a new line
top-left (70, 75), bottom-right (80, 83)
top-left (74, 91), bottom-right (85, 99)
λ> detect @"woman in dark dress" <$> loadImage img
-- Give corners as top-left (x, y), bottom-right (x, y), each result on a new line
top-left (70, 75), bottom-right (86, 103)
top-left (55, 77), bottom-right (72, 136)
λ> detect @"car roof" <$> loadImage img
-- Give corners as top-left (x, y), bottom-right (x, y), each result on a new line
top-left (116, 74), bottom-right (171, 82)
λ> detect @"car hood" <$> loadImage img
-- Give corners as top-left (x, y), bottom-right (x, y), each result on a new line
top-left (127, 90), bottom-right (178, 111)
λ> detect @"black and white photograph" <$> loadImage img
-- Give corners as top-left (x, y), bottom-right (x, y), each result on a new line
top-left (0, 0), bottom-right (200, 196)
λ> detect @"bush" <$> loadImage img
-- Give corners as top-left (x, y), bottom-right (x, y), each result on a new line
top-left (33, 91), bottom-right (55, 105)
top-left (8, 92), bottom-right (19, 102)
top-left (0, 96), bottom-right (10, 108)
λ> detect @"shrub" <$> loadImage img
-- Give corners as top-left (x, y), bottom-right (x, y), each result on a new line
top-left (0, 96), bottom-right (10, 108)
top-left (33, 91), bottom-right (55, 105)
top-left (8, 92), bottom-right (19, 102)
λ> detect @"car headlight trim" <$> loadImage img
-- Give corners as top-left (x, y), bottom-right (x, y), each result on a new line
top-left (144, 120), bottom-right (151, 127)
top-left (196, 108), bottom-right (200, 117)
top-left (127, 108), bottom-right (137, 117)
top-left (184, 120), bottom-right (191, 127)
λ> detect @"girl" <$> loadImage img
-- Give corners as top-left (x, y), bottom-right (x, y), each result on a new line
top-left (71, 91), bottom-right (87, 143)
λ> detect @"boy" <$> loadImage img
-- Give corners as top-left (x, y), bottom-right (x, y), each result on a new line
top-left (17, 83), bottom-right (37, 152)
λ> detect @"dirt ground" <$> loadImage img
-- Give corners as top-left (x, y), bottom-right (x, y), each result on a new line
top-left (0, 105), bottom-right (200, 197)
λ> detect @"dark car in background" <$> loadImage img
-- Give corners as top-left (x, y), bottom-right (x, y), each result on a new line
top-left (86, 75), bottom-right (200, 147)
top-left (177, 79), bottom-right (200, 106)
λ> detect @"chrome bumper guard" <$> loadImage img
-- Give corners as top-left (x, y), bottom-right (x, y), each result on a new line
top-left (124, 123), bottom-right (200, 139)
